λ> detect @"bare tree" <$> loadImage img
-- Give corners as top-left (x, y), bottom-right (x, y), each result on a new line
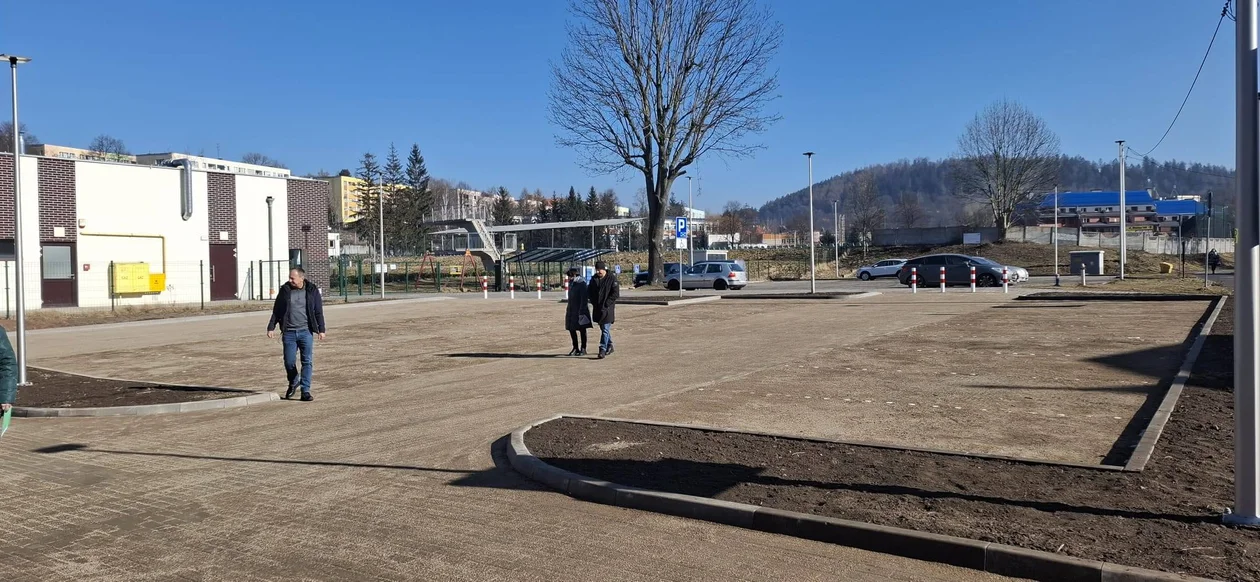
top-left (954, 203), bottom-right (994, 229)
top-left (847, 173), bottom-right (885, 242)
top-left (550, 0), bottom-right (782, 283)
top-left (88, 134), bottom-right (129, 158)
top-left (241, 152), bottom-right (287, 169)
top-left (893, 192), bottom-right (926, 228)
top-left (0, 122), bottom-right (38, 153)
top-left (953, 99), bottom-right (1060, 231)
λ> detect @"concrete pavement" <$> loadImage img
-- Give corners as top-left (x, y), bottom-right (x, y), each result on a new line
top-left (0, 296), bottom-right (1025, 581)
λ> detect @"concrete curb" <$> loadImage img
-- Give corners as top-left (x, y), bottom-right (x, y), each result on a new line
top-left (13, 367), bottom-right (280, 418)
top-left (718, 291), bottom-right (865, 300)
top-left (507, 418), bottom-right (1215, 582)
top-left (1125, 295), bottom-right (1228, 471)
top-left (618, 296), bottom-right (723, 307)
top-left (1018, 292), bottom-right (1224, 302)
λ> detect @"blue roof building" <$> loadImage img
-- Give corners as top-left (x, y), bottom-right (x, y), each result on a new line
top-left (1035, 190), bottom-right (1203, 232)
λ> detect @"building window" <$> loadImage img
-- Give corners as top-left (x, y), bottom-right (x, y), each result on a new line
top-left (0, 239), bottom-right (14, 260)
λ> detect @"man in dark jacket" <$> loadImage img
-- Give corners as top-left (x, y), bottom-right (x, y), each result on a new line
top-left (0, 330), bottom-right (16, 415)
top-left (266, 267), bottom-right (327, 401)
top-left (588, 261), bottom-right (620, 359)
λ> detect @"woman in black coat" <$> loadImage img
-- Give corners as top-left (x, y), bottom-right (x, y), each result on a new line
top-left (564, 268), bottom-right (593, 356)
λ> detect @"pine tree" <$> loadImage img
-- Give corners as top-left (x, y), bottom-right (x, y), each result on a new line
top-left (491, 186), bottom-right (515, 225)
top-left (381, 144), bottom-right (405, 256)
top-left (352, 152), bottom-right (382, 251)
top-left (393, 144), bottom-right (433, 254)
top-left (586, 186), bottom-right (600, 219)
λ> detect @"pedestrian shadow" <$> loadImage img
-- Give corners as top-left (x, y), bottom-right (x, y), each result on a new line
top-left (30, 437), bottom-right (545, 492)
top-left (444, 353), bottom-right (565, 359)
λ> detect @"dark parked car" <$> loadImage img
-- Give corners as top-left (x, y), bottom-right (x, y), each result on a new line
top-left (633, 262), bottom-right (683, 287)
top-left (896, 254), bottom-right (1017, 287)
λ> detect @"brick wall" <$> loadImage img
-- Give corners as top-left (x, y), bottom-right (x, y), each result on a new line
top-left (0, 154), bottom-right (14, 238)
top-left (207, 172), bottom-right (237, 244)
top-left (37, 158), bottom-right (76, 242)
top-left (286, 178), bottom-right (330, 289)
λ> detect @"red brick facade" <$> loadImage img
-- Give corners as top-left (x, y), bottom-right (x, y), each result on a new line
top-left (206, 172), bottom-right (237, 244)
top-left (286, 178), bottom-right (330, 289)
top-left (0, 154), bottom-right (14, 239)
top-left (37, 158), bottom-right (76, 242)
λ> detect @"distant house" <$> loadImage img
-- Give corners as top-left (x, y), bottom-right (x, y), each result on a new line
top-left (1035, 190), bottom-right (1204, 234)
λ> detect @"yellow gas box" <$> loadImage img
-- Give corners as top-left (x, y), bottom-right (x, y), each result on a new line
top-left (148, 273), bottom-right (167, 292)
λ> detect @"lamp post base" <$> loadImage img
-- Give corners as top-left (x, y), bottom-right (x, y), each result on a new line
top-left (1223, 512), bottom-right (1260, 526)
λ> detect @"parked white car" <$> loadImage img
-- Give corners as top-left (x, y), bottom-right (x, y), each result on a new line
top-left (668, 261), bottom-right (748, 291)
top-left (1006, 266), bottom-right (1030, 283)
top-left (856, 259), bottom-right (907, 281)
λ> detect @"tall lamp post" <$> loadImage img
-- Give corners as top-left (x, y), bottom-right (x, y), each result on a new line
top-left (1117, 140), bottom-right (1127, 280)
top-left (3, 54), bottom-right (30, 386)
top-left (804, 152), bottom-right (816, 294)
top-left (265, 196), bottom-right (275, 298)
top-left (378, 182), bottom-right (386, 299)
top-left (1229, 0), bottom-right (1260, 526)
top-left (687, 176), bottom-right (693, 265)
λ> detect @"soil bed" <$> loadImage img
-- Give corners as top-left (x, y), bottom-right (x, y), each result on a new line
top-left (14, 368), bottom-right (248, 408)
top-left (526, 301), bottom-right (1256, 581)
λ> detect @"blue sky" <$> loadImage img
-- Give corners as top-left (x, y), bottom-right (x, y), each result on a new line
top-left (1, 1), bottom-right (1235, 210)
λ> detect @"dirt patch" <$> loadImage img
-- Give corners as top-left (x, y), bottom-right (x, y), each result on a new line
top-left (0, 303), bottom-right (272, 330)
top-left (14, 368), bottom-right (248, 408)
top-left (526, 301), bottom-right (1257, 581)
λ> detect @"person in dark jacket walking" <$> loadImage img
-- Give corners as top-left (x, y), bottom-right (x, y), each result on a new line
top-left (564, 268), bottom-right (592, 356)
top-left (1209, 249), bottom-right (1221, 274)
top-left (266, 267), bottom-right (327, 401)
top-left (588, 261), bottom-right (620, 359)
top-left (0, 330), bottom-right (17, 415)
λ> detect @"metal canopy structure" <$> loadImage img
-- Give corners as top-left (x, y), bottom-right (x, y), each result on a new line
top-left (508, 247), bottom-right (613, 263)
top-left (429, 217), bottom-right (645, 236)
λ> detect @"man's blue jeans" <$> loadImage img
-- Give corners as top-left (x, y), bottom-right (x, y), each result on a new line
top-left (599, 322), bottom-right (614, 353)
top-left (283, 329), bottom-right (314, 394)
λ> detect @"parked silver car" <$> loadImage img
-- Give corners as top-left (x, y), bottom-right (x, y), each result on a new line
top-left (856, 259), bottom-right (907, 281)
top-left (668, 261), bottom-right (748, 291)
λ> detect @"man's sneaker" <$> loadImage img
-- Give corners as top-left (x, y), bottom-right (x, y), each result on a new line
top-left (284, 386), bottom-right (298, 400)
top-left (567, 348), bottom-right (580, 357)
top-left (607, 346), bottom-right (615, 356)
top-left (300, 393), bottom-right (314, 402)
top-left (578, 349), bottom-right (587, 356)
top-left (597, 350), bottom-right (606, 359)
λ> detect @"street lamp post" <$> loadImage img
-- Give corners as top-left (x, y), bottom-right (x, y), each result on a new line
top-left (804, 152), bottom-right (816, 294)
top-left (1117, 140), bottom-right (1127, 280)
top-left (378, 182), bottom-right (386, 299)
top-left (687, 176), bottom-right (693, 266)
top-left (3, 54), bottom-right (30, 386)
top-left (1229, 0), bottom-right (1260, 526)
top-left (265, 196), bottom-right (275, 298)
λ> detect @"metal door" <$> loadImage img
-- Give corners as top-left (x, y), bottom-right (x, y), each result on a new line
top-left (40, 243), bottom-right (77, 307)
top-left (209, 244), bottom-right (239, 300)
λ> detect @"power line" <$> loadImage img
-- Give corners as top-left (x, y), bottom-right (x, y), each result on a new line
top-left (1130, 1), bottom-right (1229, 158)
top-left (1126, 146), bottom-right (1235, 180)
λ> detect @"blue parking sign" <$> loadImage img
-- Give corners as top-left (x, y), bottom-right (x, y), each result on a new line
top-left (676, 217), bottom-right (689, 239)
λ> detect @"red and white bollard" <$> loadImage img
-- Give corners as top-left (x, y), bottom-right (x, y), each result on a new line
top-left (910, 267), bottom-right (917, 293)
top-left (969, 266), bottom-right (976, 293)
top-left (939, 266), bottom-right (946, 293)
top-left (536, 276), bottom-right (542, 299)
top-left (509, 275), bottom-right (516, 299)
top-left (481, 275), bottom-right (488, 299)
top-left (563, 278), bottom-right (570, 301)
top-left (1002, 267), bottom-right (1009, 294)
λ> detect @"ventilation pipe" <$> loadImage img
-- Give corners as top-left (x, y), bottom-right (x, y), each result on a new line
top-left (179, 158), bottom-right (193, 220)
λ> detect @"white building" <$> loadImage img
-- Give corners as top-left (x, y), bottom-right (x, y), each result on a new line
top-left (135, 152), bottom-right (292, 179)
top-left (0, 151), bottom-right (328, 310)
